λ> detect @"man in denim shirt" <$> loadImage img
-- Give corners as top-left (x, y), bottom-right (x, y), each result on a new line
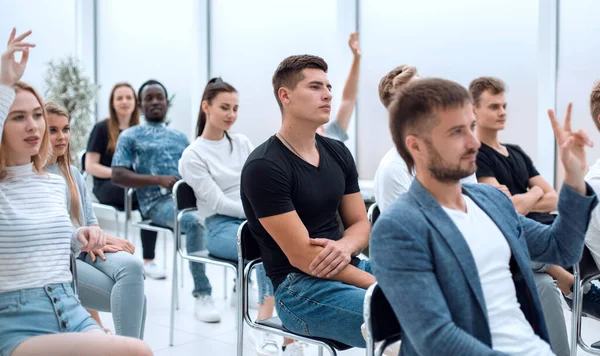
top-left (112, 79), bottom-right (219, 323)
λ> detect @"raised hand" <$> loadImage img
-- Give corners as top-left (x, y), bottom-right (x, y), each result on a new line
top-left (1, 28), bottom-right (35, 86)
top-left (348, 32), bottom-right (361, 57)
top-left (548, 102), bottom-right (593, 194)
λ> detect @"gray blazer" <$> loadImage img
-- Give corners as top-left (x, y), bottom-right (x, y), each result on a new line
top-left (371, 180), bottom-right (597, 356)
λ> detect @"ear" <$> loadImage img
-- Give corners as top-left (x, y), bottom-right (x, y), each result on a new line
top-left (201, 100), bottom-right (209, 115)
top-left (405, 135), bottom-right (423, 159)
top-left (278, 87), bottom-right (291, 107)
top-left (596, 114), bottom-right (600, 129)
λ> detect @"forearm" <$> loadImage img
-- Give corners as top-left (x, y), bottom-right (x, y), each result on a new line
top-left (112, 168), bottom-right (159, 189)
top-left (214, 198), bottom-right (246, 219)
top-left (341, 55), bottom-right (360, 102)
top-left (511, 190), bottom-right (543, 215)
top-left (340, 220), bottom-right (370, 256)
top-left (87, 162), bottom-right (112, 179)
top-left (290, 243), bottom-right (374, 288)
top-left (530, 192), bottom-right (558, 213)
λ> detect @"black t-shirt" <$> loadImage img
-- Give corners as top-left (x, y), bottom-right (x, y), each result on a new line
top-left (241, 135), bottom-right (361, 289)
top-left (476, 143), bottom-right (540, 195)
top-left (476, 143), bottom-right (555, 224)
top-left (86, 119), bottom-right (120, 190)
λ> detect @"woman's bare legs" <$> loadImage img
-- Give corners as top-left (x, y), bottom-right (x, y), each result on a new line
top-left (11, 330), bottom-right (152, 356)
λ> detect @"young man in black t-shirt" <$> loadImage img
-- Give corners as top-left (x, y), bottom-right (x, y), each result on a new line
top-left (241, 55), bottom-right (372, 349)
top-left (470, 76), bottom-right (600, 356)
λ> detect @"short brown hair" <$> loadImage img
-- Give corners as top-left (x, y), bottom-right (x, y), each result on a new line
top-left (378, 65), bottom-right (418, 108)
top-left (468, 76), bottom-right (506, 107)
top-left (590, 80), bottom-right (600, 132)
top-left (389, 78), bottom-right (472, 172)
top-left (272, 55), bottom-right (328, 112)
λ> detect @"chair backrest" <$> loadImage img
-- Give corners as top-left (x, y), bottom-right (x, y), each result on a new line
top-left (238, 221), bottom-right (262, 261)
top-left (580, 246), bottom-right (600, 281)
top-left (367, 203), bottom-right (380, 225)
top-left (80, 151), bottom-right (86, 172)
top-left (369, 283), bottom-right (401, 343)
top-left (173, 180), bottom-right (197, 211)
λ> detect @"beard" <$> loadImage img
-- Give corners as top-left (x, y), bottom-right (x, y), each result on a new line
top-left (424, 140), bottom-right (477, 183)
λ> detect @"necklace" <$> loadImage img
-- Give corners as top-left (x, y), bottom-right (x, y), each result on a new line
top-left (277, 133), bottom-right (317, 163)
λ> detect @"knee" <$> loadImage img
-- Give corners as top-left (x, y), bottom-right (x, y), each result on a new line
top-left (115, 254), bottom-right (145, 280)
top-left (122, 338), bottom-right (153, 356)
top-left (181, 214), bottom-right (202, 232)
top-left (535, 274), bottom-right (559, 298)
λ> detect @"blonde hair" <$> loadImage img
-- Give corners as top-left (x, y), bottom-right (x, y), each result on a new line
top-left (590, 80), bottom-right (600, 132)
top-left (0, 82), bottom-right (50, 179)
top-left (378, 65), bottom-right (419, 109)
top-left (44, 101), bottom-right (83, 226)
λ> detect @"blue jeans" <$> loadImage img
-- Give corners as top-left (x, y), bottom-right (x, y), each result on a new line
top-left (275, 259), bottom-right (371, 347)
top-left (0, 284), bottom-right (99, 356)
top-left (76, 251), bottom-right (146, 338)
top-left (147, 196), bottom-right (212, 297)
top-left (205, 214), bottom-right (273, 303)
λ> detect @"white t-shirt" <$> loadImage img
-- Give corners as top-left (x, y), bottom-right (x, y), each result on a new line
top-left (585, 159), bottom-right (600, 267)
top-left (179, 133), bottom-right (254, 224)
top-left (442, 195), bottom-right (554, 355)
top-left (374, 147), bottom-right (477, 212)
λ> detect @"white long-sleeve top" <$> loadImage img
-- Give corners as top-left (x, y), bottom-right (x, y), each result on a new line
top-left (179, 133), bottom-right (254, 224)
top-left (0, 84), bottom-right (83, 293)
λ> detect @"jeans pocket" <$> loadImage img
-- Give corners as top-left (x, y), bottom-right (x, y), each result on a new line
top-left (0, 300), bottom-right (19, 315)
top-left (277, 300), bottom-right (310, 336)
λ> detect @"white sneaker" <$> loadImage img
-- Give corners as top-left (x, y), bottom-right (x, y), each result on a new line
top-left (252, 330), bottom-right (280, 356)
top-left (144, 261), bottom-right (166, 280)
top-left (230, 286), bottom-right (259, 310)
top-left (281, 341), bottom-right (307, 356)
top-left (195, 295), bottom-right (221, 323)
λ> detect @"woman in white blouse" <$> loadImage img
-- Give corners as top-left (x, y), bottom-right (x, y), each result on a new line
top-left (179, 78), bottom-right (281, 355)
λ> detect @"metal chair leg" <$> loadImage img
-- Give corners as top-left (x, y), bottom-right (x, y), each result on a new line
top-left (570, 264), bottom-right (580, 356)
top-left (169, 235), bottom-right (178, 346)
top-left (223, 267), bottom-right (228, 299)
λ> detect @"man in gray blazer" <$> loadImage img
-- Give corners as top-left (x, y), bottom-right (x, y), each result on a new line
top-left (370, 78), bottom-right (596, 356)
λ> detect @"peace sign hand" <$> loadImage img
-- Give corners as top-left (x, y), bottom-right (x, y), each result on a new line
top-left (548, 102), bottom-right (593, 194)
top-left (1, 28), bottom-right (35, 86)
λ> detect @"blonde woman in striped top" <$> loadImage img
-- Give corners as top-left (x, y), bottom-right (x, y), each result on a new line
top-left (0, 28), bottom-right (152, 356)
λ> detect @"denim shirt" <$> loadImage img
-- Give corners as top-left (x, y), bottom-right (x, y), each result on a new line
top-left (112, 122), bottom-right (189, 215)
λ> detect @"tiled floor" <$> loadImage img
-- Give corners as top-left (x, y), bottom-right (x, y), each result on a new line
top-left (95, 215), bottom-right (600, 355)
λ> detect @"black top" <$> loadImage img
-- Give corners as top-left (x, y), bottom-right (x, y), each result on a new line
top-left (86, 119), bottom-right (120, 190)
top-left (241, 135), bottom-right (361, 289)
top-left (476, 143), bottom-right (555, 224)
top-left (476, 143), bottom-right (539, 195)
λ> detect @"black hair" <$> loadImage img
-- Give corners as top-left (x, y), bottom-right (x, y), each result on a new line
top-left (196, 77), bottom-right (237, 152)
top-left (138, 79), bottom-right (169, 102)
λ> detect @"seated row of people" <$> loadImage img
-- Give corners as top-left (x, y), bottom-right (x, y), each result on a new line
top-left (4, 25), bottom-right (599, 356)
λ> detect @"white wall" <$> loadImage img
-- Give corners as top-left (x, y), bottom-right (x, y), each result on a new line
top-left (95, 0), bottom-right (208, 140)
top-left (357, 0), bottom-right (557, 181)
top-left (209, 0), bottom-right (358, 154)
top-left (0, 0), bottom-right (80, 96)
top-left (556, 0), bottom-right (600, 169)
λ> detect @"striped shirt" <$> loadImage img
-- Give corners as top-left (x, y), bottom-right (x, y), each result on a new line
top-left (0, 85), bottom-right (82, 293)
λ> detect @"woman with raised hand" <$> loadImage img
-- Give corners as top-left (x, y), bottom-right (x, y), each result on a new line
top-left (45, 101), bottom-right (146, 339)
top-left (0, 28), bottom-right (152, 356)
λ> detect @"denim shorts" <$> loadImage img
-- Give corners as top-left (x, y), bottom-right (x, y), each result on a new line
top-left (0, 283), bottom-right (99, 356)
